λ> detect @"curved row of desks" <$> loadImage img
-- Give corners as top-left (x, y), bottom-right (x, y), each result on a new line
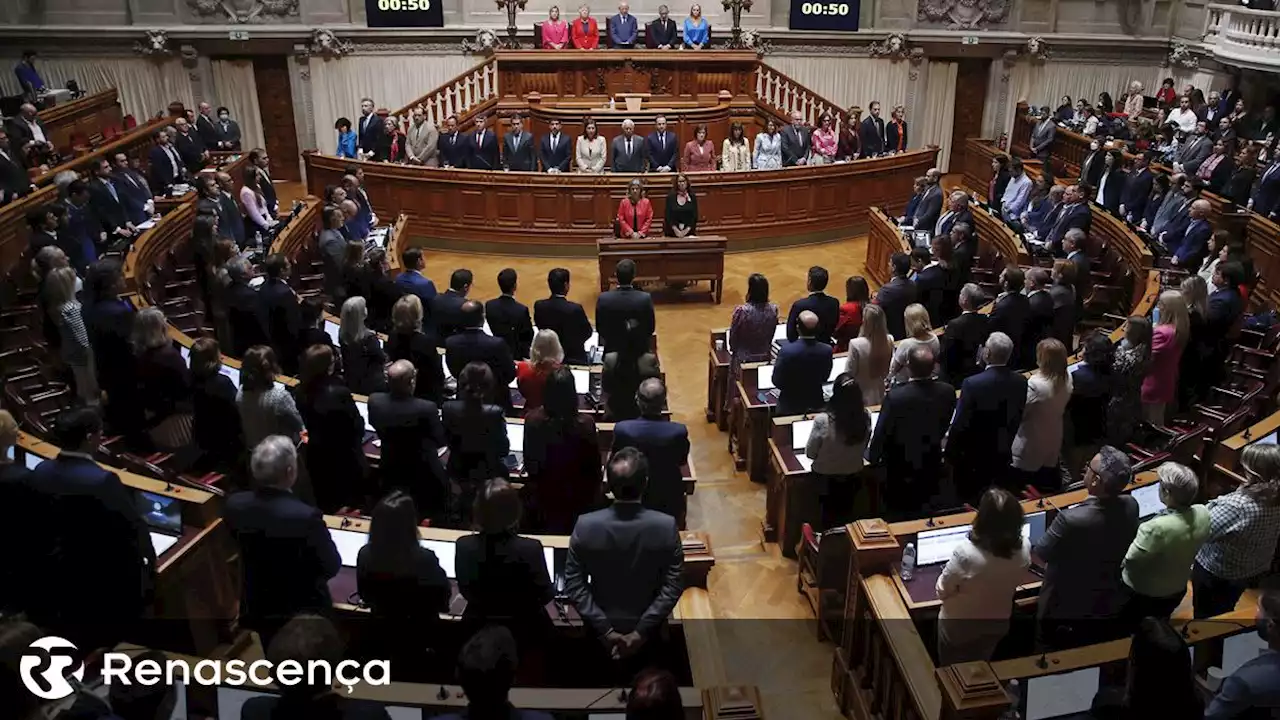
top-left (34, 88), bottom-right (126, 156)
top-left (302, 147), bottom-right (938, 256)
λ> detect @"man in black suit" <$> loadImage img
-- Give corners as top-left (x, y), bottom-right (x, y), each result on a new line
top-left (470, 112), bottom-right (500, 170)
top-left (989, 266), bottom-right (1031, 370)
top-left (785, 265), bottom-right (840, 344)
top-left (859, 101), bottom-right (887, 157)
top-left (1044, 184), bottom-right (1092, 257)
top-left (611, 119), bottom-right (646, 173)
top-left (431, 268), bottom-right (472, 341)
top-left (1119, 153), bottom-right (1155, 225)
top-left (649, 5), bottom-right (679, 48)
top-left (941, 283), bottom-right (991, 384)
top-left (225, 435), bottom-right (341, 645)
top-left (934, 190), bottom-right (975, 241)
top-left (1034, 446), bottom-right (1138, 649)
top-left (256, 254), bottom-right (303, 375)
top-left (111, 152), bottom-right (154, 225)
top-left (438, 115), bottom-right (470, 169)
top-left (0, 129), bottom-right (32, 206)
top-left (773, 311), bottom-right (833, 416)
top-left (63, 179), bottom-right (103, 269)
top-left (596, 258), bottom-right (655, 354)
top-left (369, 361), bottom-right (450, 521)
top-left (214, 170), bottom-right (246, 246)
top-left (195, 101), bottom-right (223, 149)
top-left (612, 379), bottom-right (691, 528)
top-left (565, 447), bottom-right (684, 667)
top-left (486, 268), bottom-right (535, 361)
top-left (539, 119), bottom-right (572, 173)
top-left (4, 103), bottom-right (51, 158)
top-left (147, 130), bottom-right (187, 193)
top-left (171, 117), bottom-right (208, 174)
top-left (1024, 267), bottom-right (1056, 368)
top-left (947, 331), bottom-right (1026, 501)
top-left (356, 97), bottom-right (383, 157)
top-left (780, 111), bottom-right (811, 167)
top-left (1064, 229), bottom-right (1090, 312)
top-left (909, 168), bottom-right (944, 233)
top-left (26, 407), bottom-right (156, 650)
top-left (950, 221), bottom-right (977, 289)
top-left (502, 113), bottom-right (537, 171)
top-left (533, 267), bottom-right (594, 364)
top-left (867, 345), bottom-right (956, 519)
top-left (645, 115), bottom-right (679, 172)
top-left (913, 236), bottom-right (952, 327)
top-left (1204, 261), bottom-right (1246, 391)
top-left (87, 158), bottom-right (136, 244)
top-left (446, 300), bottom-right (516, 408)
top-left (875, 252), bottom-right (917, 340)
top-left (224, 257), bottom-right (268, 357)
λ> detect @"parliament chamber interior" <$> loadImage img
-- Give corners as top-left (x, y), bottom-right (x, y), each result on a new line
top-left (3, 1), bottom-right (1280, 719)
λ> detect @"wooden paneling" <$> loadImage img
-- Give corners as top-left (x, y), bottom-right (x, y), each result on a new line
top-left (38, 89), bottom-right (125, 151)
top-left (865, 208), bottom-right (909, 287)
top-left (304, 147), bottom-right (937, 255)
top-left (252, 55), bottom-right (300, 182)
top-left (949, 58), bottom-right (990, 171)
top-left (35, 115), bottom-right (175, 187)
top-left (0, 185), bottom-right (59, 279)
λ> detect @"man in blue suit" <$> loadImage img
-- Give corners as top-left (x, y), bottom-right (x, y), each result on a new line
top-left (644, 115), bottom-right (679, 172)
top-left (147, 130), bottom-right (187, 194)
top-left (445, 300), bottom-right (516, 408)
top-left (396, 247), bottom-right (438, 336)
top-left (1155, 180), bottom-right (1199, 249)
top-left (1252, 156), bottom-right (1280, 220)
top-left (876, 252), bottom-right (918, 340)
top-left (28, 407), bottom-right (156, 650)
top-left (539, 119), bottom-right (573, 173)
top-left (1167, 199), bottom-right (1213, 268)
top-left (609, 2), bottom-right (639, 47)
top-left (225, 435), bottom-right (340, 646)
top-left (948, 332), bottom-right (1027, 501)
top-left (1119, 153), bottom-right (1155, 225)
top-left (1044, 184), bottom-right (1091, 256)
top-left (355, 98), bottom-right (382, 157)
top-left (112, 153), bottom-right (154, 225)
top-left (773, 311), bottom-right (833, 416)
top-left (612, 379), bottom-right (691, 528)
top-left (785, 265), bottom-right (840, 344)
top-left (62, 180), bottom-right (100, 270)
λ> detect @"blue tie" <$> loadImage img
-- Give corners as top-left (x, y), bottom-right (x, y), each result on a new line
top-left (106, 180), bottom-right (118, 203)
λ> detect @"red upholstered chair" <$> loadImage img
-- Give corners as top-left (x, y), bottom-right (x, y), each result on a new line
top-left (533, 21), bottom-right (543, 48)
top-left (102, 126), bottom-right (118, 142)
top-left (124, 114), bottom-right (137, 129)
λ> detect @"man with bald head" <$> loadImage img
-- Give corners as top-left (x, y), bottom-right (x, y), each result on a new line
top-left (609, 1), bottom-right (639, 48)
top-left (909, 167), bottom-right (944, 234)
top-left (4, 102), bottom-right (50, 157)
top-left (369, 360), bottom-right (449, 520)
top-left (868, 344), bottom-right (956, 519)
top-left (444, 299), bottom-right (515, 408)
top-left (339, 198), bottom-right (366, 241)
top-left (781, 111), bottom-right (810, 167)
top-left (171, 117), bottom-right (208, 173)
top-left (1167, 198), bottom-right (1213, 268)
top-left (772, 310), bottom-right (833, 416)
top-left (213, 170), bottom-right (246, 245)
top-left (612, 378), bottom-right (691, 527)
top-left (195, 102), bottom-right (221, 149)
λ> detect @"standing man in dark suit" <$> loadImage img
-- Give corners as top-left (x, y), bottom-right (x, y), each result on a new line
top-left (1044, 184), bottom-right (1091, 256)
top-left (1251, 155), bottom-right (1280, 220)
top-left (909, 168), bottom-right (944, 234)
top-left (438, 115), bottom-right (471, 169)
top-left (369, 361), bottom-right (449, 520)
top-left (486, 268), bottom-right (534, 361)
top-left (612, 379), bottom-right (691, 528)
top-left (396, 247), bottom-right (438, 337)
top-left (539, 119), bottom-right (572, 173)
top-left (225, 435), bottom-right (341, 646)
top-left (596, 258), bottom-right (655, 354)
top-left (565, 447), bottom-right (684, 668)
top-left (785, 265), bottom-right (840, 344)
top-left (214, 170), bottom-right (246, 246)
top-left (913, 236), bottom-right (952, 327)
top-left (608, 1), bottom-right (640, 47)
top-left (934, 190), bottom-right (975, 241)
top-left (1064, 229), bottom-right (1091, 312)
top-left (950, 221), bottom-right (978, 289)
top-left (1034, 446), bottom-right (1138, 649)
top-left (62, 179), bottom-right (102, 269)
top-left (1078, 140), bottom-right (1106, 190)
top-left (1029, 107), bottom-right (1057, 161)
top-left (941, 283), bottom-right (991, 384)
top-left (649, 5), bottom-right (679, 48)
top-left (989, 266), bottom-right (1031, 370)
top-left (867, 345), bottom-right (956, 519)
top-left (644, 115), bottom-right (679, 172)
top-left (0, 129), bottom-right (33, 206)
top-left (112, 152), bottom-right (154, 226)
top-left (503, 114), bottom-right (537, 171)
top-left (171, 117), bottom-right (208, 174)
top-left (446, 300), bottom-right (516, 408)
top-left (534, 267), bottom-right (594, 364)
top-left (470, 112), bottom-right (500, 170)
top-left (356, 97), bottom-right (383, 158)
top-left (1120, 153), bottom-right (1155, 224)
top-left (947, 332), bottom-right (1026, 501)
top-left (195, 102), bottom-right (223, 150)
top-left (256, 254), bottom-right (303, 375)
top-left (773, 311), bottom-right (834, 416)
top-left (611, 119), bottom-right (646, 173)
top-left (1204, 260), bottom-right (1246, 390)
top-left (224, 258), bottom-right (267, 356)
top-left (250, 148), bottom-right (278, 218)
top-left (875, 252), bottom-right (918, 340)
top-left (860, 101), bottom-right (887, 157)
top-left (87, 158), bottom-right (136, 244)
top-left (780, 111), bottom-right (811, 167)
top-left (147, 130), bottom-right (187, 193)
top-left (1167, 198), bottom-right (1213, 269)
top-left (27, 407), bottom-right (156, 650)
top-left (1024, 268), bottom-right (1056, 367)
top-left (431, 268), bottom-right (473, 341)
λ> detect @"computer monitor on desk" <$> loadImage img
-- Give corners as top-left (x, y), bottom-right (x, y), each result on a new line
top-left (916, 511), bottom-right (1046, 568)
top-left (1131, 482), bottom-right (1167, 519)
top-left (1022, 666), bottom-right (1100, 720)
top-left (326, 527), bottom-right (554, 581)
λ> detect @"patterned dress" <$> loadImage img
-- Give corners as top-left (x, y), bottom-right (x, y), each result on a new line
top-left (721, 139), bottom-right (751, 172)
top-left (811, 127), bottom-right (837, 164)
top-left (753, 133), bottom-right (782, 170)
top-left (728, 301), bottom-right (780, 411)
top-left (1107, 341), bottom-right (1150, 446)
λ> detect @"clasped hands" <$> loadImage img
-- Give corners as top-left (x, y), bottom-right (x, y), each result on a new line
top-left (602, 630), bottom-right (645, 660)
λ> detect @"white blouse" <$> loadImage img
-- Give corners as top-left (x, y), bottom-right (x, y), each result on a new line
top-left (576, 135), bottom-right (606, 173)
top-left (239, 185), bottom-right (275, 232)
top-left (753, 132), bottom-right (782, 170)
top-left (936, 537), bottom-right (1031, 625)
top-left (721, 139), bottom-right (751, 172)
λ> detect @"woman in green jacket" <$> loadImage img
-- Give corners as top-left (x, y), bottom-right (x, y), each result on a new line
top-left (1121, 461), bottom-right (1210, 623)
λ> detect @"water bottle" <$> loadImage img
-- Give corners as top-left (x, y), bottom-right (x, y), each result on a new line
top-left (900, 542), bottom-right (916, 581)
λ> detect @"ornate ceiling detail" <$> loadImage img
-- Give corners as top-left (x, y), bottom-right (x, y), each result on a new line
top-left (186, 0), bottom-right (299, 24)
top-left (298, 29), bottom-right (353, 58)
top-left (133, 30), bottom-right (172, 56)
top-left (1024, 36), bottom-right (1051, 62)
top-left (461, 29), bottom-right (499, 54)
top-left (917, 0), bottom-right (1010, 29)
top-left (1167, 42), bottom-right (1200, 69)
top-left (869, 33), bottom-right (924, 62)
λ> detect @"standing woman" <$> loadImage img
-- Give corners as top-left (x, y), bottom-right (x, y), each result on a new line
top-left (189, 213), bottom-right (219, 315)
top-left (240, 164), bottom-right (277, 240)
top-left (385, 295), bottom-right (445, 404)
top-left (1098, 91), bottom-right (1115, 114)
top-left (189, 337), bottom-right (242, 472)
top-left (1121, 462), bottom-right (1209, 623)
top-left (887, 304), bottom-right (939, 383)
top-left (132, 307), bottom-right (192, 451)
top-left (236, 345), bottom-right (304, 449)
top-left (663, 173), bottom-right (698, 237)
top-left (1124, 82), bottom-right (1145, 118)
top-left (1141, 291), bottom-right (1189, 425)
top-left (1178, 275), bottom-right (1209, 412)
top-left (682, 124), bottom-right (716, 173)
top-left (810, 112), bottom-right (837, 165)
top-left (575, 117), bottom-right (606, 173)
top-left (805, 374), bottom-right (871, 531)
top-left (727, 273), bottom-right (779, 414)
top-left (295, 344), bottom-right (368, 513)
top-left (988, 155), bottom-right (1011, 216)
top-left (442, 363), bottom-right (510, 519)
top-left (524, 366), bottom-right (603, 534)
top-left (935, 488), bottom-right (1031, 664)
top-left (845, 304), bottom-right (892, 406)
top-left (1107, 316), bottom-right (1152, 446)
top-left (616, 177), bottom-right (653, 239)
top-left (1223, 144), bottom-right (1258, 207)
top-left (721, 122), bottom-right (751, 172)
top-left (47, 266), bottom-right (97, 406)
top-left (338, 296), bottom-right (388, 396)
top-left (1012, 338), bottom-right (1073, 491)
top-left (753, 116), bottom-right (782, 170)
top-left (1156, 78), bottom-right (1177, 109)
top-left (516, 329), bottom-right (563, 412)
top-left (541, 5), bottom-right (570, 49)
top-left (570, 4), bottom-right (599, 49)
top-left (834, 276), bottom-right (869, 347)
top-left (683, 4), bottom-right (710, 48)
top-left (374, 116), bottom-right (404, 163)
top-left (334, 118), bottom-right (357, 159)
top-left (360, 247), bottom-right (402, 333)
top-left (837, 108), bottom-right (861, 160)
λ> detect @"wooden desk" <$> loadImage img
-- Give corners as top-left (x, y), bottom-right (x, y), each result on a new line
top-left (865, 207), bottom-right (910, 287)
top-left (492, 49), bottom-right (761, 104)
top-left (35, 115), bottom-right (175, 187)
top-left (764, 415), bottom-right (816, 556)
top-left (733, 353), bottom-right (846, 484)
top-left (38, 89), bottom-right (125, 152)
top-left (705, 328), bottom-right (731, 430)
top-left (597, 234), bottom-right (726, 302)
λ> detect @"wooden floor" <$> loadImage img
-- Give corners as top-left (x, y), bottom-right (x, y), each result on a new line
top-left (278, 182), bottom-right (861, 718)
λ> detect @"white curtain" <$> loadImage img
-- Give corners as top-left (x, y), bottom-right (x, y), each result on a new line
top-left (208, 59), bottom-right (266, 152)
top-left (0, 55), bottom-right (193, 119)
top-left (763, 57), bottom-right (911, 119)
top-left (917, 61), bottom-right (958, 172)
top-left (310, 54), bottom-right (479, 154)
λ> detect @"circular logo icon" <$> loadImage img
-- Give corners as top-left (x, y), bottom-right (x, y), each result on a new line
top-left (19, 636), bottom-right (84, 700)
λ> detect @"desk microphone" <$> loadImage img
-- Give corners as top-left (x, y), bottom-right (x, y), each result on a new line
top-left (924, 516), bottom-right (937, 528)
top-left (1036, 497), bottom-right (1046, 509)
top-left (618, 689), bottom-right (629, 703)
top-left (1181, 622), bottom-right (1193, 640)
top-left (1035, 653), bottom-right (1049, 670)
top-left (437, 686), bottom-right (450, 701)
top-left (340, 516), bottom-right (353, 529)
top-left (1244, 426), bottom-right (1254, 441)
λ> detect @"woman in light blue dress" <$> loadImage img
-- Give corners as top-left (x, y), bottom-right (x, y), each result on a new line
top-left (753, 117), bottom-right (782, 170)
top-left (683, 4), bottom-right (710, 48)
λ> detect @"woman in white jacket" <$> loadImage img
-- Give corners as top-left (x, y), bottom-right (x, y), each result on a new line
top-left (575, 117), bottom-right (606, 173)
top-left (1012, 338), bottom-right (1072, 491)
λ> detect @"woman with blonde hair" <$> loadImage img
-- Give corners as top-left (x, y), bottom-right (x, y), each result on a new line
top-left (46, 265), bottom-right (98, 405)
top-left (517, 329), bottom-right (564, 412)
top-left (132, 307), bottom-right (192, 450)
top-left (887, 303), bottom-right (939, 383)
top-left (339, 295), bottom-right (388, 395)
top-left (1124, 81), bottom-right (1145, 118)
top-left (386, 294), bottom-right (444, 403)
top-left (1012, 338), bottom-right (1073, 491)
top-left (1142, 291), bottom-right (1189, 424)
top-left (846, 304), bottom-right (893, 405)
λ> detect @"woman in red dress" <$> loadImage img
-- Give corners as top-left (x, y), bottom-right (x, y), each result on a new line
top-left (515, 329), bottom-right (563, 411)
top-left (570, 5), bottom-right (599, 49)
top-left (616, 178), bottom-right (652, 238)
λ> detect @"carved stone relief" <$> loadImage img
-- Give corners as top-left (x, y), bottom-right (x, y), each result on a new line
top-left (916, 0), bottom-right (1010, 29)
top-left (186, 0), bottom-right (300, 24)
top-left (133, 30), bottom-right (172, 56)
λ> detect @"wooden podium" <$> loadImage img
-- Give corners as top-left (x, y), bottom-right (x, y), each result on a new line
top-left (597, 234), bottom-right (727, 303)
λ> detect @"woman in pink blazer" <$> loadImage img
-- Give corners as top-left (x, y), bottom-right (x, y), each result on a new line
top-left (682, 124), bottom-right (716, 172)
top-left (542, 6), bottom-right (570, 49)
top-left (1140, 291), bottom-right (1189, 424)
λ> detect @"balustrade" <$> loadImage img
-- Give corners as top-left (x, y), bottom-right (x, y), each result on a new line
top-left (1204, 4), bottom-right (1280, 71)
top-left (393, 58), bottom-right (498, 124)
top-left (754, 65), bottom-right (851, 134)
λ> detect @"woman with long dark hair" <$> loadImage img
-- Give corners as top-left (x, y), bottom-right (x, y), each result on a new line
top-left (132, 307), bottom-right (191, 450)
top-left (188, 337), bottom-right (242, 472)
top-left (834, 276), bottom-right (869, 346)
top-left (988, 155), bottom-right (1011, 215)
top-left (721, 121), bottom-right (750, 172)
top-left (525, 366), bottom-right (603, 533)
top-left (804, 373), bottom-right (870, 532)
top-left (443, 362), bottom-right (510, 522)
top-left (295, 343), bottom-right (368, 512)
top-left (1107, 316), bottom-right (1152, 446)
top-left (240, 164), bottom-right (276, 238)
top-left (663, 172), bottom-right (698, 238)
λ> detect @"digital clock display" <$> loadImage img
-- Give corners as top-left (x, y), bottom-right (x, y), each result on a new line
top-left (789, 0), bottom-right (859, 30)
top-left (366, 0), bottom-right (443, 27)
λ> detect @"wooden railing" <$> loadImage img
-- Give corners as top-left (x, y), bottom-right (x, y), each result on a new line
top-left (0, 185), bottom-right (59, 280)
top-left (38, 88), bottom-right (125, 151)
top-left (754, 63), bottom-right (852, 136)
top-left (391, 57), bottom-right (497, 125)
top-left (34, 115), bottom-right (176, 187)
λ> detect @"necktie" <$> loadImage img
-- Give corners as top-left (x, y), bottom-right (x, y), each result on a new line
top-left (660, 134), bottom-right (665, 150)
top-left (627, 138), bottom-right (632, 155)
top-left (551, 134), bottom-right (557, 151)
top-left (478, 130), bottom-right (484, 148)
top-left (106, 180), bottom-right (118, 202)
top-left (514, 132), bottom-right (521, 146)
top-left (451, 133), bottom-right (456, 145)
top-left (166, 146), bottom-right (179, 174)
